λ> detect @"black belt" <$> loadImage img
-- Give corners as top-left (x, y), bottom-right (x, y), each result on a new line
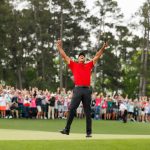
top-left (75, 85), bottom-right (90, 88)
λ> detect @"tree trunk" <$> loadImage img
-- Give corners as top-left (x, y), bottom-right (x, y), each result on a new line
top-left (18, 68), bottom-right (22, 89)
top-left (59, 6), bottom-right (63, 90)
top-left (139, 27), bottom-right (147, 96)
top-left (142, 15), bottom-right (150, 95)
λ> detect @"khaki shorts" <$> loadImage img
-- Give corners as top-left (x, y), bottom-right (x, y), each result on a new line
top-left (101, 108), bottom-right (106, 114)
top-left (37, 106), bottom-right (42, 112)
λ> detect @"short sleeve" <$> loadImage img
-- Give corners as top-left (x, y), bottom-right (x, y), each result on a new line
top-left (87, 61), bottom-right (94, 69)
top-left (68, 59), bottom-right (74, 71)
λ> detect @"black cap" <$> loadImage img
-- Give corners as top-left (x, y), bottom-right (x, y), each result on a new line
top-left (78, 52), bottom-right (85, 57)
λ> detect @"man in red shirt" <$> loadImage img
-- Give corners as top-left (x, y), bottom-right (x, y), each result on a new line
top-left (57, 40), bottom-right (108, 137)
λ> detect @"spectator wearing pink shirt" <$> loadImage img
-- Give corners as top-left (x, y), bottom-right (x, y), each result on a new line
top-left (30, 96), bottom-right (37, 118)
top-left (101, 98), bottom-right (108, 120)
top-left (94, 93), bottom-right (103, 120)
top-left (17, 91), bottom-right (24, 118)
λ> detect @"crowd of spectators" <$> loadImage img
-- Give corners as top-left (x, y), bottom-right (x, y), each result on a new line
top-left (0, 85), bottom-right (150, 123)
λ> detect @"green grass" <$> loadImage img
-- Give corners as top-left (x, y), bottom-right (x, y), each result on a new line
top-left (0, 140), bottom-right (150, 150)
top-left (0, 118), bottom-right (150, 135)
top-left (1, 119), bottom-right (150, 150)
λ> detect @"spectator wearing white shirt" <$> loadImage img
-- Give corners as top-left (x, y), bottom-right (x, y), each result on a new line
top-left (119, 101), bottom-right (127, 123)
top-left (127, 100), bottom-right (134, 121)
top-left (0, 91), bottom-right (7, 118)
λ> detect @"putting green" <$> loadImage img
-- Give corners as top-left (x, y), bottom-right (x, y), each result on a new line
top-left (0, 129), bottom-right (150, 140)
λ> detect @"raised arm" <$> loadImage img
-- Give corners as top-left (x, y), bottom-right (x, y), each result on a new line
top-left (92, 42), bottom-right (108, 65)
top-left (56, 40), bottom-right (70, 64)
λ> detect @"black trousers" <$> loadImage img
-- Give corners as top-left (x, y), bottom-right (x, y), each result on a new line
top-left (65, 87), bottom-right (92, 134)
top-left (123, 110), bottom-right (128, 123)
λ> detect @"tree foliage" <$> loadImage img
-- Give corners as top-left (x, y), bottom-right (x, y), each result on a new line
top-left (0, 0), bottom-right (150, 97)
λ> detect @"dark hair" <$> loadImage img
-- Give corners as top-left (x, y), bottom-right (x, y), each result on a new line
top-left (78, 52), bottom-right (85, 57)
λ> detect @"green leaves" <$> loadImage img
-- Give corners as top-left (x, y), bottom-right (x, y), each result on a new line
top-left (0, 0), bottom-right (149, 96)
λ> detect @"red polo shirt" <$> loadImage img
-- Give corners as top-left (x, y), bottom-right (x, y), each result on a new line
top-left (68, 60), bottom-right (94, 86)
